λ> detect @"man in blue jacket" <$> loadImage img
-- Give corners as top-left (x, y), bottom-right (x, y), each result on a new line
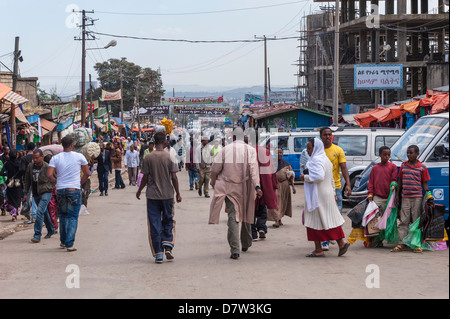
top-left (96, 144), bottom-right (112, 196)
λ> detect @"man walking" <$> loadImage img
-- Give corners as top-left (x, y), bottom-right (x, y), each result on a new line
top-left (125, 144), bottom-right (140, 186)
top-left (23, 149), bottom-right (56, 243)
top-left (96, 144), bottom-right (112, 196)
top-left (136, 132), bottom-right (182, 264)
top-left (47, 136), bottom-right (90, 252)
top-left (319, 127), bottom-right (352, 250)
top-left (198, 135), bottom-right (212, 198)
top-left (209, 128), bottom-right (262, 259)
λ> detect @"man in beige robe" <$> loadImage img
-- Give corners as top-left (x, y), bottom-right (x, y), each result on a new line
top-left (209, 130), bottom-right (262, 259)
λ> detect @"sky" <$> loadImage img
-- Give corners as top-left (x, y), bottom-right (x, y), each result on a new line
top-left (1, 0), bottom-right (441, 99)
top-left (0, 0), bottom-right (320, 98)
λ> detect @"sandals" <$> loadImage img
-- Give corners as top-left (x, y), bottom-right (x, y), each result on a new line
top-left (306, 251), bottom-right (325, 257)
top-left (338, 242), bottom-right (350, 257)
top-left (391, 244), bottom-right (407, 252)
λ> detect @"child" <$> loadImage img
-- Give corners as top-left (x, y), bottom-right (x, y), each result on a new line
top-left (368, 146), bottom-right (398, 216)
top-left (392, 145), bottom-right (432, 253)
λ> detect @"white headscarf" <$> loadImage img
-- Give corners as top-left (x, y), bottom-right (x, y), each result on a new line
top-left (304, 138), bottom-right (328, 212)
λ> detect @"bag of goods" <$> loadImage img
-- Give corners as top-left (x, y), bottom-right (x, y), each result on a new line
top-left (72, 127), bottom-right (93, 147)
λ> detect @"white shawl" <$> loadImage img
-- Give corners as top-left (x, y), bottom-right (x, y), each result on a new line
top-left (304, 138), bottom-right (328, 212)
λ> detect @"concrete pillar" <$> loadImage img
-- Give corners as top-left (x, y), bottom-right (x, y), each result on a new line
top-left (396, 0), bottom-right (407, 100)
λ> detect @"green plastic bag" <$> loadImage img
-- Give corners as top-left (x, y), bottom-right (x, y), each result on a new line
top-left (403, 217), bottom-right (433, 251)
top-left (375, 182), bottom-right (399, 244)
top-left (378, 206), bottom-right (399, 244)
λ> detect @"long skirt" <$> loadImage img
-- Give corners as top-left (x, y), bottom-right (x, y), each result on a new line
top-left (307, 226), bottom-right (345, 242)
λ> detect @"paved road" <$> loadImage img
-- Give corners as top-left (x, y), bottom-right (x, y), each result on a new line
top-left (0, 171), bottom-right (448, 299)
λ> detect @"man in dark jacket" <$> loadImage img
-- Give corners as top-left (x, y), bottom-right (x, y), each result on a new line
top-left (23, 149), bottom-right (56, 243)
top-left (96, 144), bottom-right (112, 196)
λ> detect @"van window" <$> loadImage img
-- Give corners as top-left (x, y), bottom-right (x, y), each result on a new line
top-left (333, 135), bottom-right (367, 156)
top-left (266, 136), bottom-right (289, 151)
top-left (390, 117), bottom-right (448, 162)
top-left (426, 134), bottom-right (449, 163)
top-left (294, 137), bottom-right (314, 152)
top-left (374, 136), bottom-right (401, 155)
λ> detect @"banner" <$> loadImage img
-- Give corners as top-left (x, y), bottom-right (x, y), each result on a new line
top-left (269, 91), bottom-right (298, 102)
top-left (161, 96), bottom-right (223, 105)
top-left (138, 105), bottom-right (170, 116)
top-left (354, 64), bottom-right (403, 90)
top-left (244, 94), bottom-right (264, 102)
top-left (101, 89), bottom-right (122, 101)
top-left (174, 106), bottom-right (229, 115)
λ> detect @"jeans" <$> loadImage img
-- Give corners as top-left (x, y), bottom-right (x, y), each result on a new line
top-left (187, 167), bottom-right (198, 189)
top-left (115, 170), bottom-right (125, 188)
top-left (252, 204), bottom-right (267, 239)
top-left (33, 192), bottom-right (55, 240)
top-left (57, 189), bottom-right (82, 248)
top-left (146, 199), bottom-right (175, 258)
top-left (98, 170), bottom-right (109, 193)
top-left (322, 188), bottom-right (343, 248)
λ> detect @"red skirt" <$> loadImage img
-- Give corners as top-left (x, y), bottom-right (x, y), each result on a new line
top-left (307, 226), bottom-right (345, 242)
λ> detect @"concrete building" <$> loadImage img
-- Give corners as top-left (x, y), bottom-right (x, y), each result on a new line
top-left (298, 0), bottom-right (449, 113)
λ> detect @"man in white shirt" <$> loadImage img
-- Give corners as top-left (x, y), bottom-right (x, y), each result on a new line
top-left (47, 135), bottom-right (90, 252)
top-left (125, 144), bottom-right (140, 186)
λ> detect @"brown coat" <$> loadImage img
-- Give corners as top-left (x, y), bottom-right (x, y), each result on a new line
top-left (111, 148), bottom-right (123, 169)
top-left (209, 141), bottom-right (260, 224)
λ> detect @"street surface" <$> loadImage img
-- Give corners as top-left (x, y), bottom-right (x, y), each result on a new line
top-left (0, 171), bottom-right (448, 299)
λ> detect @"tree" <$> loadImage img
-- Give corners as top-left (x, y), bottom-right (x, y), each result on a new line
top-left (92, 58), bottom-right (165, 117)
top-left (37, 82), bottom-right (62, 103)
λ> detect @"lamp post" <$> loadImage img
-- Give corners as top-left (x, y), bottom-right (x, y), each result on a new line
top-left (81, 40), bottom-right (117, 127)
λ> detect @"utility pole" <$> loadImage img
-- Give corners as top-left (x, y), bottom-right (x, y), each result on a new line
top-left (10, 36), bottom-right (20, 149)
top-left (332, 0), bottom-right (340, 126)
top-left (74, 9), bottom-right (95, 127)
top-left (89, 73), bottom-right (94, 130)
top-left (255, 35), bottom-right (276, 106)
top-left (120, 65), bottom-right (124, 122)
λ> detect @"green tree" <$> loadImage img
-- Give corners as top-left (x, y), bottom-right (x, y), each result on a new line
top-left (92, 58), bottom-right (165, 117)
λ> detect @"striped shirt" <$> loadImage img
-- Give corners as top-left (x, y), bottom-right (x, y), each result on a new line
top-left (398, 160), bottom-right (430, 198)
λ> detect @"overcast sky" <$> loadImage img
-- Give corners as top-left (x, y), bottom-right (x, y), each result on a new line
top-left (0, 0), bottom-right (441, 98)
top-left (1, 0), bottom-right (319, 97)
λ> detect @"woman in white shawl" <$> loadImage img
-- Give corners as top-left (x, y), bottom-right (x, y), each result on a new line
top-left (300, 138), bottom-right (350, 257)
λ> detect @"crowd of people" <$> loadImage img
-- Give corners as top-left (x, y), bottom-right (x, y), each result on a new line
top-left (0, 124), bottom-right (440, 263)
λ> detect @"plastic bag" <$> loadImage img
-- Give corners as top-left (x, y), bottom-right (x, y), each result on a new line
top-left (403, 217), bottom-right (432, 250)
top-left (375, 184), bottom-right (397, 230)
top-left (376, 206), bottom-right (399, 244)
top-left (346, 198), bottom-right (368, 229)
top-left (362, 201), bottom-right (379, 227)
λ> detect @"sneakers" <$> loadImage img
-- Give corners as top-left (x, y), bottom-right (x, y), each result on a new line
top-left (154, 246), bottom-right (174, 263)
top-left (31, 237), bottom-right (40, 243)
top-left (66, 246), bottom-right (77, 252)
top-left (258, 231), bottom-right (266, 239)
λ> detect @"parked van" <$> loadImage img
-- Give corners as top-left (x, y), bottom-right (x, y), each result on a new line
top-left (350, 112), bottom-right (449, 220)
top-left (258, 127), bottom-right (404, 181)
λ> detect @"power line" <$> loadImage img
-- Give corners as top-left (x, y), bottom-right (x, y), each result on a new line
top-left (95, 1), bottom-right (307, 16)
top-left (90, 31), bottom-right (298, 43)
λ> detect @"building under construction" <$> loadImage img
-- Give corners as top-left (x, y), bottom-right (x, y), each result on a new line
top-left (297, 0), bottom-right (449, 113)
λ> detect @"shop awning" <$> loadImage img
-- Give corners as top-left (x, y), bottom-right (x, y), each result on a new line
top-left (0, 82), bottom-right (28, 105)
top-left (354, 107), bottom-right (385, 127)
top-left (431, 93), bottom-right (449, 114)
top-left (94, 120), bottom-right (105, 129)
top-left (39, 118), bottom-right (57, 134)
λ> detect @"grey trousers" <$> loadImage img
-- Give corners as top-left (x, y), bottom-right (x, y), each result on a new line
top-left (398, 197), bottom-right (423, 244)
top-left (226, 197), bottom-right (252, 255)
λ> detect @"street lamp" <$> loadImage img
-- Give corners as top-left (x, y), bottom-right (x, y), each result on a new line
top-left (81, 39), bottom-right (117, 127)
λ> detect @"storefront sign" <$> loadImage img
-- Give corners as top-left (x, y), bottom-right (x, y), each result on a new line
top-left (161, 96), bottom-right (223, 105)
top-left (354, 64), bottom-right (403, 89)
top-left (173, 106), bottom-right (229, 115)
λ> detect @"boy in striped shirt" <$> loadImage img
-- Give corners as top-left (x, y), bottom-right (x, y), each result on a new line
top-left (393, 145), bottom-right (432, 252)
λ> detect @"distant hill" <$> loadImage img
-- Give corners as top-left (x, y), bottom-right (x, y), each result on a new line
top-left (164, 85), bottom-right (293, 100)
